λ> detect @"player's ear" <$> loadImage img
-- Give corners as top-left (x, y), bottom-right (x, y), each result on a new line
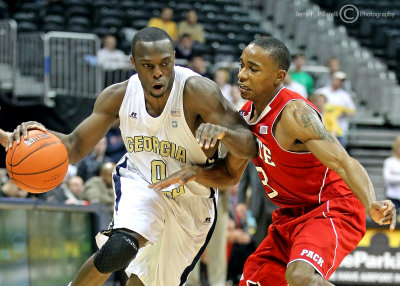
top-left (130, 55), bottom-right (136, 71)
top-left (275, 70), bottom-right (286, 85)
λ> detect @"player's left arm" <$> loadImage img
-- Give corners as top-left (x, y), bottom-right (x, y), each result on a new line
top-left (0, 129), bottom-right (12, 148)
top-left (184, 76), bottom-right (257, 159)
top-left (283, 100), bottom-right (396, 231)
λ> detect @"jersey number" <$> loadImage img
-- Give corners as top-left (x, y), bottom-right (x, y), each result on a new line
top-left (151, 160), bottom-right (185, 198)
top-left (255, 166), bottom-right (278, 199)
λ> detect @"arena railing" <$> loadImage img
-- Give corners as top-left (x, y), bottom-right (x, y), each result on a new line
top-left (13, 32), bottom-right (45, 101)
top-left (44, 32), bottom-right (102, 104)
top-left (0, 19), bottom-right (17, 92)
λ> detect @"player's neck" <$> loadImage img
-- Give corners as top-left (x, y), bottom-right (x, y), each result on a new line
top-left (252, 85), bottom-right (283, 117)
top-left (144, 92), bottom-right (171, 117)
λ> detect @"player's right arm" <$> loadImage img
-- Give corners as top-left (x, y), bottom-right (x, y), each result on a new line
top-left (6, 81), bottom-right (127, 164)
top-left (150, 153), bottom-right (250, 190)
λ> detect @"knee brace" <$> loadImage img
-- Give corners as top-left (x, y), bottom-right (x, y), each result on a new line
top-left (93, 231), bottom-right (139, 274)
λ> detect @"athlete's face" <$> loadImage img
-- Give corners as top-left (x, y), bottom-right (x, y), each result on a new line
top-left (237, 44), bottom-right (286, 102)
top-left (131, 39), bottom-right (175, 98)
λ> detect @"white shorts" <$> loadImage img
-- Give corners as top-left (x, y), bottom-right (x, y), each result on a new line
top-left (96, 157), bottom-right (217, 286)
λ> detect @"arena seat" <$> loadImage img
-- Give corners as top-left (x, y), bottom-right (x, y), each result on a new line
top-left (130, 19), bottom-right (148, 30)
top-left (67, 17), bottom-right (91, 33)
top-left (100, 17), bottom-right (124, 31)
top-left (17, 21), bottom-right (39, 33)
top-left (66, 6), bottom-right (91, 19)
top-left (42, 22), bottom-right (64, 33)
top-left (119, 1), bottom-right (136, 10)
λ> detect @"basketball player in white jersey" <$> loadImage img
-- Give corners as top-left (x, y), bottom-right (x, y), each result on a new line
top-left (6, 27), bottom-right (257, 285)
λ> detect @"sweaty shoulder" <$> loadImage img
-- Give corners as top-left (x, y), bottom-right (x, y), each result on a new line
top-left (94, 80), bottom-right (129, 117)
top-left (184, 76), bottom-right (221, 97)
top-left (183, 76), bottom-right (225, 112)
top-left (284, 99), bottom-right (315, 118)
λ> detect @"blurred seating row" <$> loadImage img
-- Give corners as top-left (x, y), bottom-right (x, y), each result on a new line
top-left (0, 0), bottom-right (268, 64)
top-left (312, 0), bottom-right (400, 84)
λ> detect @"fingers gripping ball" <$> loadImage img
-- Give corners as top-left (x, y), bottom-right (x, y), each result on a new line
top-left (5, 129), bottom-right (69, 193)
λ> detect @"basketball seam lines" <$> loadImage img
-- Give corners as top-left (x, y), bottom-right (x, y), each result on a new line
top-left (10, 176), bottom-right (59, 190)
top-left (7, 141), bottom-right (63, 167)
top-left (7, 156), bottom-right (69, 175)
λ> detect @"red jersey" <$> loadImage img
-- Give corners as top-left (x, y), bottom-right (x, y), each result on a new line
top-left (240, 87), bottom-right (352, 208)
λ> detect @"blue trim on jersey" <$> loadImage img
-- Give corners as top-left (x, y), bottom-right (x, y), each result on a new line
top-left (179, 196), bottom-right (218, 286)
top-left (113, 157), bottom-right (128, 212)
top-left (209, 187), bottom-right (215, 198)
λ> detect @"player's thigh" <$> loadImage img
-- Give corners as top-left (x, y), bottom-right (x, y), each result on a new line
top-left (289, 215), bottom-right (359, 279)
top-left (125, 196), bottom-right (216, 285)
top-left (112, 173), bottom-right (166, 243)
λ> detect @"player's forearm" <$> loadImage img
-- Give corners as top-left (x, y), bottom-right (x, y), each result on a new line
top-left (337, 157), bottom-right (376, 211)
top-left (194, 158), bottom-right (249, 189)
top-left (49, 130), bottom-right (86, 164)
top-left (221, 128), bottom-right (257, 159)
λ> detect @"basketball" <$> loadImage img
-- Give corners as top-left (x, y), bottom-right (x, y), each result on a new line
top-left (5, 129), bottom-right (69, 193)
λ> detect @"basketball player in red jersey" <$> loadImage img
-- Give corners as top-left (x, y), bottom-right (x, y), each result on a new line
top-left (150, 37), bottom-right (397, 286)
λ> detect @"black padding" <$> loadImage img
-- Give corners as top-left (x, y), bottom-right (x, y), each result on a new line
top-left (93, 231), bottom-right (139, 273)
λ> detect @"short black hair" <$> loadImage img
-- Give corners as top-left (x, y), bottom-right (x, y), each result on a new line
top-left (251, 37), bottom-right (291, 72)
top-left (131, 27), bottom-right (174, 58)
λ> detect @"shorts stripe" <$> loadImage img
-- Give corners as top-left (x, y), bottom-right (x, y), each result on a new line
top-left (113, 157), bottom-right (128, 212)
top-left (323, 211), bottom-right (338, 278)
top-left (179, 196), bottom-right (217, 285)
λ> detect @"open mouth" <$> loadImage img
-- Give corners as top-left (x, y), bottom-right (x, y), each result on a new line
top-left (152, 83), bottom-right (164, 90)
top-left (238, 84), bottom-right (251, 91)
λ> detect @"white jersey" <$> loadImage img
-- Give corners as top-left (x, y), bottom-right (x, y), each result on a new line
top-left (98, 66), bottom-right (218, 285)
top-left (119, 66), bottom-right (215, 198)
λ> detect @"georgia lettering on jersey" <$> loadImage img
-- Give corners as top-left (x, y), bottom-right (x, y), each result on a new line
top-left (125, 135), bottom-right (186, 163)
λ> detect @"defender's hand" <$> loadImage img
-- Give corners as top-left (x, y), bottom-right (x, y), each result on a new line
top-left (6, 121), bottom-right (46, 151)
top-left (196, 123), bottom-right (227, 149)
top-left (369, 200), bottom-right (397, 231)
top-left (149, 166), bottom-right (198, 191)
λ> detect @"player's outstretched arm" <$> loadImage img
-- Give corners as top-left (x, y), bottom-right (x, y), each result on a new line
top-left (283, 100), bottom-right (396, 231)
top-left (150, 153), bottom-right (250, 190)
top-left (6, 81), bottom-right (127, 163)
top-left (184, 76), bottom-right (257, 159)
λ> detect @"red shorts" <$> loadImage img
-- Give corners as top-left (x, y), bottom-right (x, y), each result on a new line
top-left (239, 195), bottom-right (366, 286)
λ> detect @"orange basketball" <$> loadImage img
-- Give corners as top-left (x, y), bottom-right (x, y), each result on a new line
top-left (5, 129), bottom-right (69, 193)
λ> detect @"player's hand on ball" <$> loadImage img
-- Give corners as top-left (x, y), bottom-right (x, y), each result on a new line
top-left (369, 200), bottom-right (397, 231)
top-left (196, 123), bottom-right (227, 149)
top-left (6, 121), bottom-right (46, 151)
top-left (149, 166), bottom-right (199, 191)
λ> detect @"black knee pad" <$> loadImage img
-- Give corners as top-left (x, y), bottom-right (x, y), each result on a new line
top-left (94, 231), bottom-right (139, 274)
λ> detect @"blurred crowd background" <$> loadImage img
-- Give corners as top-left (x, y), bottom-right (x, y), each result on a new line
top-left (0, 0), bottom-right (400, 285)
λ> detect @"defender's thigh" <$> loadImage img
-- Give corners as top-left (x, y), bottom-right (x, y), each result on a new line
top-left (289, 215), bottom-right (363, 280)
